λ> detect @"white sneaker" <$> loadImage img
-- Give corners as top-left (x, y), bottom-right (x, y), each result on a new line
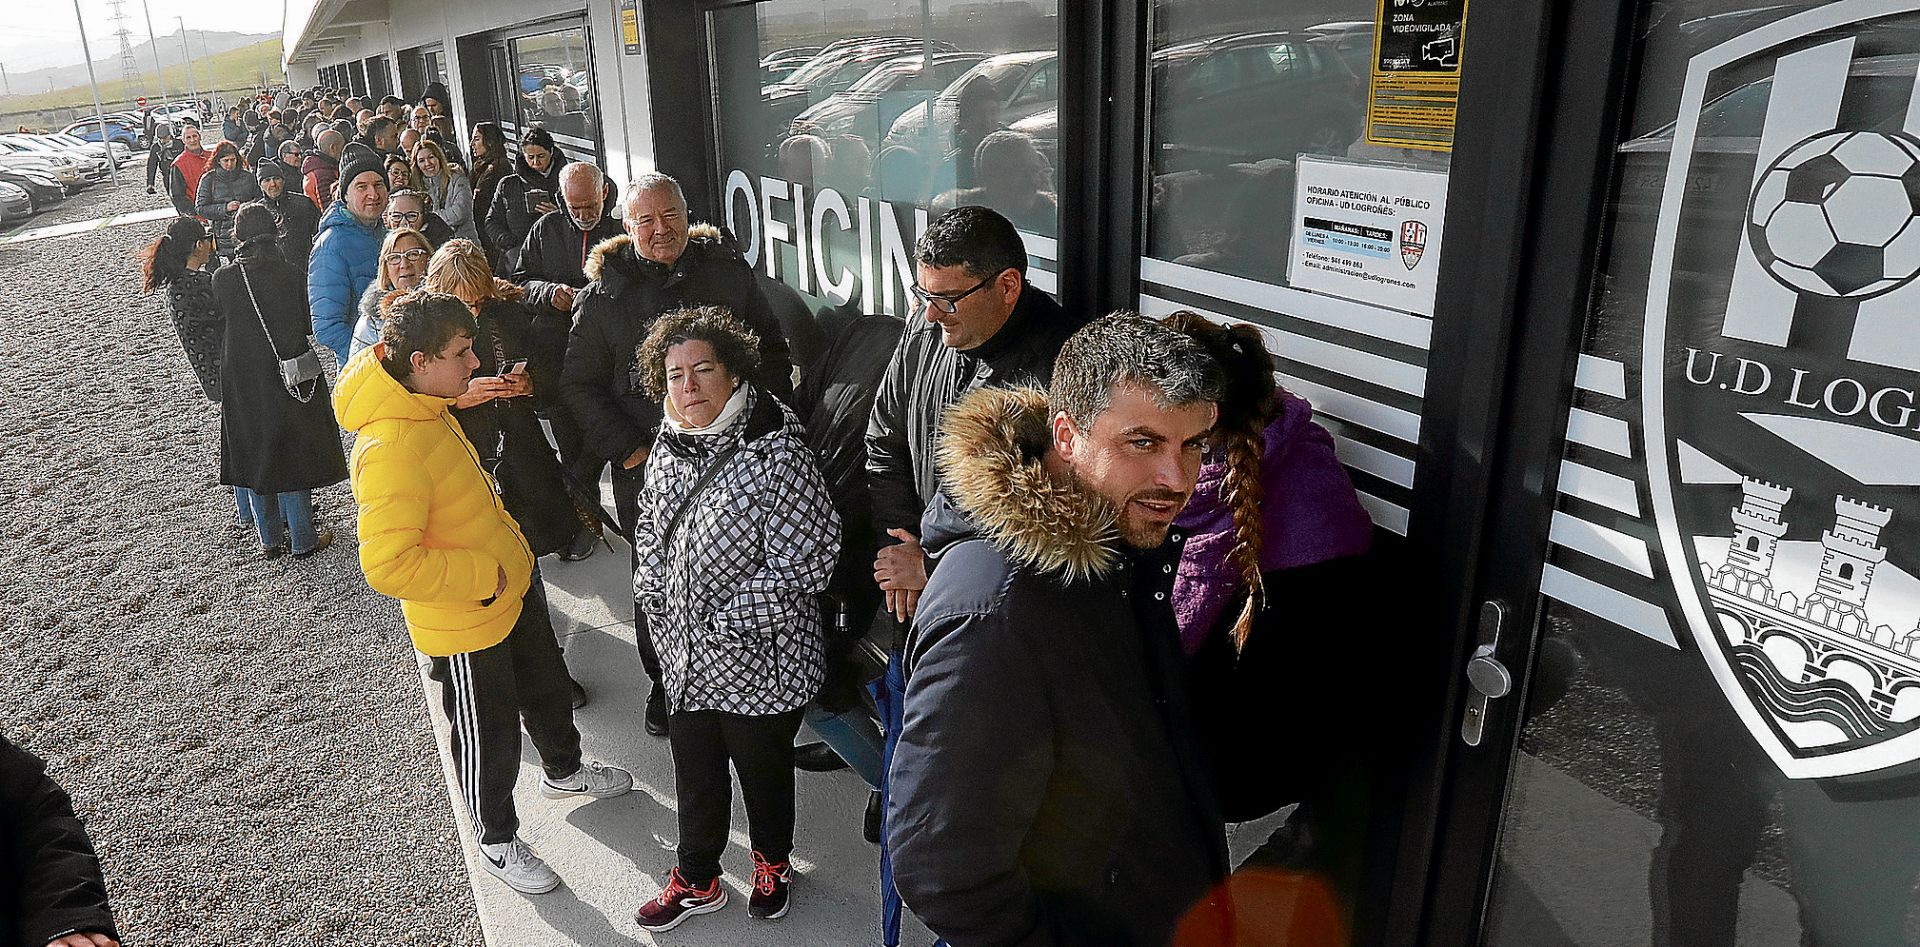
top-left (478, 837), bottom-right (561, 895)
top-left (540, 759), bottom-right (634, 799)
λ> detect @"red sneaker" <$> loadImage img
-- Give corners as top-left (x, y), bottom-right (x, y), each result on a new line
top-left (748, 850), bottom-right (793, 920)
top-left (635, 867), bottom-right (727, 932)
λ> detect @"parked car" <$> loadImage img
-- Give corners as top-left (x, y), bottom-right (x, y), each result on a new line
top-left (882, 50), bottom-right (1059, 155)
top-left (61, 118), bottom-right (143, 149)
top-left (0, 142), bottom-right (87, 190)
top-left (39, 132), bottom-right (135, 168)
top-left (790, 51), bottom-right (986, 146)
top-left (764, 37), bottom-right (960, 139)
top-left (0, 181), bottom-right (36, 223)
top-left (0, 166), bottom-right (68, 207)
top-left (761, 46), bottom-right (823, 87)
top-left (0, 135), bottom-right (108, 184)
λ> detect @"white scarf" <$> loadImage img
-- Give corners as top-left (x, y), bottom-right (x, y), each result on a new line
top-left (663, 383), bottom-right (749, 437)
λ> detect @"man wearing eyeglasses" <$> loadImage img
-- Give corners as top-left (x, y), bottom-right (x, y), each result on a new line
top-left (862, 205), bottom-right (1085, 943)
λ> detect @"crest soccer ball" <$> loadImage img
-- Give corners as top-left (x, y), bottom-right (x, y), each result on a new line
top-left (1746, 129), bottom-right (1920, 299)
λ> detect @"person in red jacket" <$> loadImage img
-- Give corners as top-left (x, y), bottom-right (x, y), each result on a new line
top-left (167, 124), bottom-right (213, 218)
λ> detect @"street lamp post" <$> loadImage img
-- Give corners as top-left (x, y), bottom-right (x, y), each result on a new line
top-left (140, 0), bottom-right (170, 109)
top-left (177, 18), bottom-right (199, 118)
top-left (73, 0), bottom-right (122, 185)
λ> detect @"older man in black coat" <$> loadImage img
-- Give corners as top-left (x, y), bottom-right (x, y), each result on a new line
top-left (1, 735), bottom-right (119, 947)
top-left (562, 171), bottom-right (792, 735)
top-left (887, 316), bottom-right (1231, 947)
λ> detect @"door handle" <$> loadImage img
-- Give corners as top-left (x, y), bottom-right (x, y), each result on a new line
top-left (1460, 601), bottom-right (1510, 747)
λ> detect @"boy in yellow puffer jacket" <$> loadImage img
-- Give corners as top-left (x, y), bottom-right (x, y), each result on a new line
top-left (334, 291), bottom-right (632, 897)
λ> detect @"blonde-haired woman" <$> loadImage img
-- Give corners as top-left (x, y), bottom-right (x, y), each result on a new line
top-left (412, 137), bottom-right (478, 241)
top-left (348, 227), bottom-right (433, 360)
top-left (422, 238), bottom-right (589, 562)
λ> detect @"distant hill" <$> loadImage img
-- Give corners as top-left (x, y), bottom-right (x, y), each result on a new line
top-left (2, 29), bottom-right (276, 101)
top-left (1, 37), bottom-right (285, 129)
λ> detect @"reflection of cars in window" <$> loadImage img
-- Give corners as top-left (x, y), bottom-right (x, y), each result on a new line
top-left (881, 50), bottom-right (1059, 155)
top-left (761, 47), bottom-right (823, 86)
top-left (763, 38), bottom-right (960, 138)
top-left (790, 52), bottom-right (987, 146)
top-left (1607, 54), bottom-right (1918, 306)
top-left (1008, 33), bottom-right (1364, 175)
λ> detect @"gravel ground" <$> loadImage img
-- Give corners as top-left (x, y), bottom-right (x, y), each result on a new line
top-left (0, 183), bottom-right (483, 945)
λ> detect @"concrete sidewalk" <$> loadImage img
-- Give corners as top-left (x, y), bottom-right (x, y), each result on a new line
top-left (414, 537), bottom-right (937, 946)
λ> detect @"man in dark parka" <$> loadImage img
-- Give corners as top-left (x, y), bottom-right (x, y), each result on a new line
top-left (888, 316), bottom-right (1231, 947)
top-left (0, 735), bottom-right (119, 947)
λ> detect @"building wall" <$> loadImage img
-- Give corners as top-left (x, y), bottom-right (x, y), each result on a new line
top-left (294, 0), bottom-right (657, 186)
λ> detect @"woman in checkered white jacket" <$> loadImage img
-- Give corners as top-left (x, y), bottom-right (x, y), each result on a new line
top-left (631, 305), bottom-right (840, 931)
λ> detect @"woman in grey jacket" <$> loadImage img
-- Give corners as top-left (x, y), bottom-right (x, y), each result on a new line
top-left (410, 138), bottom-right (477, 241)
top-left (631, 306), bottom-right (838, 933)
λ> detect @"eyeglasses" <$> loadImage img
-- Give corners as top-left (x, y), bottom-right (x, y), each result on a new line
top-left (910, 271), bottom-right (1002, 314)
top-left (383, 248), bottom-right (429, 265)
top-left (387, 211), bottom-right (423, 224)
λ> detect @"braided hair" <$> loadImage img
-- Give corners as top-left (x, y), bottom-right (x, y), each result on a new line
top-left (1161, 310), bottom-right (1280, 651)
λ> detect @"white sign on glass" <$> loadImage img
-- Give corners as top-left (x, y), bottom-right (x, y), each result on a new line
top-left (1287, 156), bottom-right (1450, 317)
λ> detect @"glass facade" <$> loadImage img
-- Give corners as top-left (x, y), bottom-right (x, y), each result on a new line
top-left (510, 28), bottom-right (596, 145)
top-left (1485, 3), bottom-right (1920, 945)
top-left (709, 0), bottom-right (1061, 319)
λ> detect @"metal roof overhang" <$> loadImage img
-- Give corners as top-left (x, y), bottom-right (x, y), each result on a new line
top-left (285, 0), bottom-right (391, 69)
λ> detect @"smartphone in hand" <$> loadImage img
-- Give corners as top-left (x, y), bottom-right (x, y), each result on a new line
top-left (502, 359), bottom-right (528, 377)
top-left (524, 189), bottom-right (550, 213)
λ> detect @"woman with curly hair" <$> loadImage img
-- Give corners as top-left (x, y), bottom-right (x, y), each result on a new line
top-left (1160, 310), bottom-right (1375, 923)
top-left (630, 306), bottom-right (838, 932)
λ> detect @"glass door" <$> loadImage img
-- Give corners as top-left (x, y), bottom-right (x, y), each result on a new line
top-left (1441, 1), bottom-right (1920, 944)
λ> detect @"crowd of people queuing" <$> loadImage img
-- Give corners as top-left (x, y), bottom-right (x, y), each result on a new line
top-left (0, 82), bottom-right (1383, 947)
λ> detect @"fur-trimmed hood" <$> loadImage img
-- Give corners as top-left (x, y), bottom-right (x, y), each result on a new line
top-left (930, 386), bottom-right (1119, 582)
top-left (582, 222), bottom-right (727, 282)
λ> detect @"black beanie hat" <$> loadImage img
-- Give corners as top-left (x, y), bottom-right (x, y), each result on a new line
top-left (233, 204), bottom-right (278, 243)
top-left (422, 81), bottom-right (450, 109)
top-left (338, 142), bottom-right (387, 194)
top-left (256, 159), bottom-right (289, 183)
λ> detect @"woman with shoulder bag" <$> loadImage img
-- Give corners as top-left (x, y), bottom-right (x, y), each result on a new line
top-left (630, 306), bottom-right (839, 932)
top-left (214, 205), bottom-right (350, 559)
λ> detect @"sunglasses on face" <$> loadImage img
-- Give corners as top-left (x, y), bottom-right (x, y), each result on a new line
top-left (910, 270), bottom-right (1001, 314)
top-left (383, 248), bottom-right (429, 265)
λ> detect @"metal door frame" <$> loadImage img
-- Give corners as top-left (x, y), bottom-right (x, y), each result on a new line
top-left (1391, 0), bottom-right (1649, 941)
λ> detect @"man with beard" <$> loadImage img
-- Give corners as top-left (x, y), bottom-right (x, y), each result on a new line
top-left (167, 123), bottom-right (213, 218)
top-left (863, 204), bottom-right (1087, 944)
top-left (250, 160), bottom-right (320, 266)
top-left (308, 143), bottom-right (389, 367)
top-left (509, 161), bottom-right (622, 562)
top-left (562, 172), bottom-right (792, 736)
top-left (888, 315), bottom-right (1230, 947)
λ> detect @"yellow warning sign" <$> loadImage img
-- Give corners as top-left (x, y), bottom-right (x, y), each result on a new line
top-left (1366, 0), bottom-right (1468, 151)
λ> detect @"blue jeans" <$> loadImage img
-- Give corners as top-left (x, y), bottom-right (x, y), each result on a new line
top-left (803, 700), bottom-right (885, 791)
top-left (236, 487), bottom-right (318, 554)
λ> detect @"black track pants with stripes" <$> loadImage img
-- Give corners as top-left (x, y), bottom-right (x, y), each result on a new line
top-left (427, 578), bottom-right (583, 846)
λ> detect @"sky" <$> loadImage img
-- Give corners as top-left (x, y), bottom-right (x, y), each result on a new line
top-left (0, 0), bottom-right (283, 74)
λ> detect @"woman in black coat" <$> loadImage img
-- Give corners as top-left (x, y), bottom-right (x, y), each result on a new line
top-left (420, 238), bottom-right (586, 558)
top-left (213, 206), bottom-right (349, 559)
top-left (484, 124), bottom-right (566, 275)
top-left (468, 122), bottom-right (510, 264)
top-left (140, 216), bottom-right (221, 402)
